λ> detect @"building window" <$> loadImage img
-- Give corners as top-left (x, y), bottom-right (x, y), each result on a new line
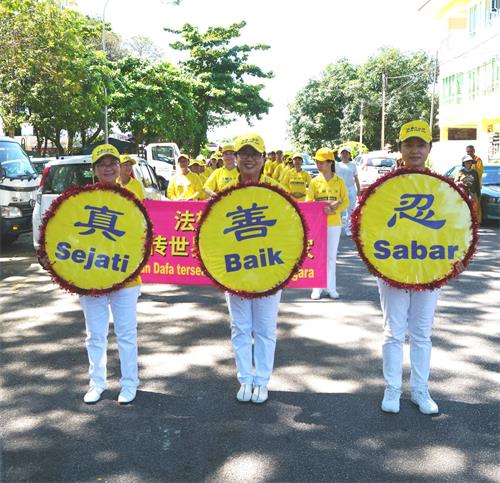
top-left (490, 0), bottom-right (500, 21)
top-left (494, 57), bottom-right (500, 92)
top-left (469, 67), bottom-right (480, 100)
top-left (442, 73), bottom-right (465, 104)
top-left (469, 3), bottom-right (479, 35)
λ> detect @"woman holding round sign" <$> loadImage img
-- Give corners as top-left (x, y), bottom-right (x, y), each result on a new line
top-left (306, 148), bottom-right (349, 300)
top-left (38, 144), bottom-right (152, 405)
top-left (351, 120), bottom-right (477, 415)
top-left (196, 133), bottom-right (307, 404)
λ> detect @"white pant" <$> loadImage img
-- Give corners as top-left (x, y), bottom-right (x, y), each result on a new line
top-left (377, 279), bottom-right (439, 391)
top-left (342, 187), bottom-right (357, 231)
top-left (314, 225), bottom-right (341, 293)
top-left (225, 291), bottom-right (282, 386)
top-left (79, 286), bottom-right (141, 389)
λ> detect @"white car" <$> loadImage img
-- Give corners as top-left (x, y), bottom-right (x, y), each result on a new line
top-left (32, 155), bottom-right (166, 250)
top-left (354, 151), bottom-right (398, 193)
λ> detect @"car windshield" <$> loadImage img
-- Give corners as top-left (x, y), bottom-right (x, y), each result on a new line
top-left (43, 164), bottom-right (95, 194)
top-left (152, 146), bottom-right (175, 163)
top-left (366, 158), bottom-right (394, 167)
top-left (302, 154), bottom-right (314, 165)
top-left (0, 141), bottom-right (37, 179)
top-left (482, 166), bottom-right (500, 185)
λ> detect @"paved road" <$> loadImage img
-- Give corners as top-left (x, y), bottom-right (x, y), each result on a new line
top-left (1, 227), bottom-right (499, 482)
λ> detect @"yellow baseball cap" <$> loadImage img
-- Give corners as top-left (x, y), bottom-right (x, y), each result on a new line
top-left (195, 154), bottom-right (206, 165)
top-left (177, 154), bottom-right (190, 162)
top-left (189, 158), bottom-right (204, 167)
top-left (235, 133), bottom-right (265, 154)
top-left (313, 147), bottom-right (334, 162)
top-left (399, 120), bottom-right (432, 143)
top-left (119, 154), bottom-right (136, 165)
top-left (222, 143), bottom-right (236, 153)
top-left (91, 144), bottom-right (120, 164)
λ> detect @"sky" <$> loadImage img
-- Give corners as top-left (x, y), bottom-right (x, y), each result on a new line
top-left (75, 0), bottom-right (439, 148)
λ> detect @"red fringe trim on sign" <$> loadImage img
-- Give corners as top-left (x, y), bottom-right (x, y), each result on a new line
top-left (194, 181), bottom-right (309, 299)
top-left (350, 167), bottom-right (479, 291)
top-left (37, 182), bottom-right (153, 296)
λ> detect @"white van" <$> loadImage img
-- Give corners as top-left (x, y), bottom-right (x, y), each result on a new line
top-left (141, 142), bottom-right (180, 183)
top-left (0, 137), bottom-right (40, 246)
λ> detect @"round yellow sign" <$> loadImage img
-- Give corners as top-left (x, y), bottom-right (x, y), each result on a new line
top-left (352, 170), bottom-right (477, 289)
top-left (196, 183), bottom-right (307, 297)
top-left (39, 183), bottom-right (152, 294)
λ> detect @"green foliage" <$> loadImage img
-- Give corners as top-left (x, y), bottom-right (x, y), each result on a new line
top-left (111, 57), bottom-right (197, 145)
top-left (0, 0), bottom-right (109, 152)
top-left (166, 21), bottom-right (273, 154)
top-left (289, 48), bottom-right (437, 152)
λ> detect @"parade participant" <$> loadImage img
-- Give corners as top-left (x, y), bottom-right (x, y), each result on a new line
top-left (189, 156), bottom-right (209, 187)
top-left (118, 155), bottom-right (145, 202)
top-left (465, 145), bottom-right (484, 188)
top-left (335, 147), bottom-right (360, 236)
top-left (456, 155), bottom-right (481, 205)
top-left (167, 154), bottom-right (204, 200)
top-left (306, 148), bottom-right (348, 300)
top-left (465, 145), bottom-right (483, 222)
top-left (269, 149), bottom-right (284, 178)
top-left (284, 153), bottom-right (312, 201)
top-left (378, 120), bottom-right (463, 415)
top-left (264, 149), bottom-right (277, 177)
top-left (203, 143), bottom-right (239, 197)
top-left (80, 144), bottom-right (142, 404)
top-left (223, 133), bottom-right (285, 404)
top-left (206, 153), bottom-right (220, 176)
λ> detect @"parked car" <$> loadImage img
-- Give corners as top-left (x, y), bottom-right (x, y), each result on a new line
top-left (354, 151), bottom-right (398, 192)
top-left (443, 164), bottom-right (500, 224)
top-left (30, 156), bottom-right (57, 175)
top-left (32, 155), bottom-right (166, 249)
top-left (301, 153), bottom-right (319, 177)
top-left (0, 137), bottom-right (40, 246)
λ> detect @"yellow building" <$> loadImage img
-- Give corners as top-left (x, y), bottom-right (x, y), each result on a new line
top-left (421, 0), bottom-right (500, 161)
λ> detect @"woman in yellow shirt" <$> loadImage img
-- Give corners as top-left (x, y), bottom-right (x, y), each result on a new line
top-left (167, 154), bottom-right (204, 200)
top-left (284, 153), bottom-right (312, 201)
top-left (306, 147), bottom-right (348, 300)
top-left (118, 155), bottom-right (145, 201)
top-left (203, 144), bottom-right (239, 196)
top-left (79, 145), bottom-right (142, 405)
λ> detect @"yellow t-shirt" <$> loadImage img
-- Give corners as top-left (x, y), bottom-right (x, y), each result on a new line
top-left (279, 165), bottom-right (293, 183)
top-left (119, 177), bottom-right (145, 201)
top-left (272, 162), bottom-right (285, 180)
top-left (263, 159), bottom-right (275, 177)
top-left (204, 166), bottom-right (239, 193)
top-left (167, 171), bottom-right (204, 200)
top-left (306, 173), bottom-right (348, 226)
top-left (285, 169), bottom-right (312, 201)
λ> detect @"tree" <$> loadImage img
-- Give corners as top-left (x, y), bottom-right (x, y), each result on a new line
top-left (110, 57), bottom-right (197, 146)
top-left (288, 58), bottom-right (357, 152)
top-left (0, 0), bottom-right (109, 153)
top-left (288, 48), bottom-right (437, 152)
top-left (165, 21), bottom-right (273, 154)
top-left (125, 35), bottom-right (164, 62)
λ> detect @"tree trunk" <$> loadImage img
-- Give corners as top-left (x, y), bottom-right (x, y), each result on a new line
top-left (193, 112), bottom-right (208, 156)
top-left (86, 126), bottom-right (102, 147)
top-left (67, 130), bottom-right (75, 154)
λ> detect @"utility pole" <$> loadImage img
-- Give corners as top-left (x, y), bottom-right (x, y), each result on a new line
top-left (429, 50), bottom-right (438, 138)
top-left (359, 100), bottom-right (364, 145)
top-left (102, 0), bottom-right (111, 144)
top-left (381, 73), bottom-right (386, 150)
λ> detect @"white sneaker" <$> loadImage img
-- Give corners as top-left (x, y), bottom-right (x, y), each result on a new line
top-left (311, 289), bottom-right (322, 300)
top-left (327, 290), bottom-right (340, 299)
top-left (251, 385), bottom-right (268, 404)
top-left (83, 386), bottom-right (104, 404)
top-left (118, 387), bottom-right (137, 404)
top-left (411, 389), bottom-right (439, 414)
top-left (381, 387), bottom-right (401, 413)
top-left (236, 383), bottom-right (253, 402)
